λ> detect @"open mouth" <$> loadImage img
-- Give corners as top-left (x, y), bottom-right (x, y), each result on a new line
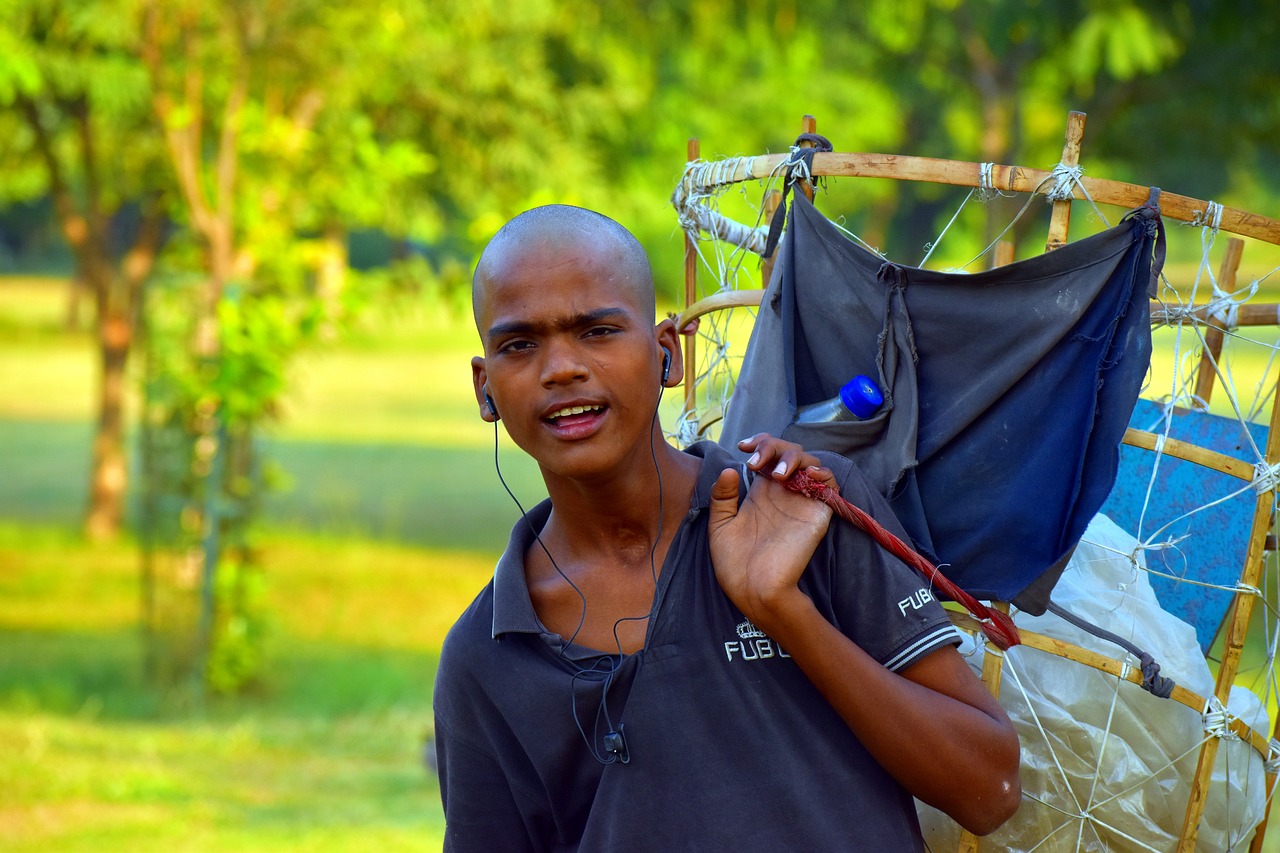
top-left (546, 404), bottom-right (605, 422)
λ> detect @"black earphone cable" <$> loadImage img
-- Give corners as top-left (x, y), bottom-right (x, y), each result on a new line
top-left (488, 354), bottom-right (671, 766)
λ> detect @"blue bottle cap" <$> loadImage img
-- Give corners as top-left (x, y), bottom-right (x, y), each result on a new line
top-left (838, 375), bottom-right (884, 419)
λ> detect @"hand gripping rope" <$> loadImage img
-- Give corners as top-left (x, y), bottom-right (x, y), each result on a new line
top-left (785, 470), bottom-right (1022, 650)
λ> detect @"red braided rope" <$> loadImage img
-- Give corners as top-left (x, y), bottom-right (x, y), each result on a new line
top-left (785, 470), bottom-right (1021, 650)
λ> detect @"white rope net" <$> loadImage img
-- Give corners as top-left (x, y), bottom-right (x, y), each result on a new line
top-left (672, 155), bottom-right (1280, 851)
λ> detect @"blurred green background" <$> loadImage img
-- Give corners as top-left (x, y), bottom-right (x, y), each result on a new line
top-left (2, 0), bottom-right (1279, 850)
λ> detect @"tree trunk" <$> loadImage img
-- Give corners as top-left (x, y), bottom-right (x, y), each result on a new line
top-left (316, 222), bottom-right (347, 341)
top-left (85, 304), bottom-right (132, 540)
top-left (83, 208), bottom-right (164, 541)
top-left (64, 274), bottom-right (86, 332)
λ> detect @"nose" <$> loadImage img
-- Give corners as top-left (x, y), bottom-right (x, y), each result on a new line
top-left (539, 339), bottom-right (589, 387)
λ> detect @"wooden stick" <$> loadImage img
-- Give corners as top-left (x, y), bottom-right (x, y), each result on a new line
top-left (683, 137), bottom-right (700, 420)
top-left (1193, 238), bottom-right (1245, 408)
top-left (1121, 428), bottom-right (1259, 482)
top-left (675, 289), bottom-right (764, 332)
top-left (955, 601), bottom-right (1014, 853)
top-left (675, 291), bottom-right (1280, 379)
top-left (797, 114), bottom-right (817, 202)
top-left (1152, 301), bottom-right (1280, 327)
top-left (761, 189), bottom-right (782, 287)
top-left (1248, 712), bottom-right (1280, 852)
top-left (1046, 112), bottom-right (1086, 253)
top-left (993, 240), bottom-right (1015, 269)
top-left (1177, 374), bottom-right (1280, 851)
top-left (948, 613), bottom-right (1272, 758)
top-left (681, 152), bottom-right (1280, 247)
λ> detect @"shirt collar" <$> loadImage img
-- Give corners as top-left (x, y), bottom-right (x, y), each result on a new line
top-left (490, 440), bottom-right (743, 641)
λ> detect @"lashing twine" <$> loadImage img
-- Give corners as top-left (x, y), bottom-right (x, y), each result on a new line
top-left (1044, 163), bottom-right (1085, 202)
top-left (1203, 696), bottom-right (1241, 742)
top-left (1266, 739), bottom-right (1280, 774)
top-left (785, 470), bottom-right (1021, 650)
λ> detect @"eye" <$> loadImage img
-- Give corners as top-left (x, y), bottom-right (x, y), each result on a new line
top-left (496, 338), bottom-right (535, 355)
top-left (583, 326), bottom-right (618, 339)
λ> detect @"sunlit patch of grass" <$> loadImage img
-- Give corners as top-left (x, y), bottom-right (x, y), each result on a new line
top-left (0, 276), bottom-right (82, 339)
top-left (0, 521), bottom-right (490, 850)
top-left (0, 709), bottom-right (443, 852)
top-left (265, 534), bottom-right (493, 650)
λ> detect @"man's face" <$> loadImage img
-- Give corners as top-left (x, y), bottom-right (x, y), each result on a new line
top-left (472, 233), bottom-right (665, 484)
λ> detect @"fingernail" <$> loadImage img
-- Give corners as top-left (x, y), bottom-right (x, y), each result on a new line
top-left (747, 452), bottom-right (760, 467)
top-left (773, 462), bottom-right (787, 476)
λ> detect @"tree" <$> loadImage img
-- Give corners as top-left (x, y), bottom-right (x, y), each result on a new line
top-left (0, 0), bottom-right (169, 539)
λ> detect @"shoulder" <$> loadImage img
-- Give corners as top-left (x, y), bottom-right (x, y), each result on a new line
top-left (436, 582), bottom-right (498, 702)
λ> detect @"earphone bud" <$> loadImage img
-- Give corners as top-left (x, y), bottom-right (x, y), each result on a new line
top-left (661, 348), bottom-right (672, 385)
top-left (483, 384), bottom-right (499, 420)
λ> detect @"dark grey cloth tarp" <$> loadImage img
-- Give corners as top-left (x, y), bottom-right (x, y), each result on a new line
top-left (719, 192), bottom-right (1163, 612)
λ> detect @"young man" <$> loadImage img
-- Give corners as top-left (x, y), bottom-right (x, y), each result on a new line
top-left (435, 205), bottom-right (1020, 851)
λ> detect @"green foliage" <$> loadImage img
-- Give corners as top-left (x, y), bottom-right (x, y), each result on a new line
top-left (0, 0), bottom-right (165, 208)
top-left (140, 276), bottom-right (294, 696)
top-left (214, 291), bottom-right (311, 425)
top-left (3, 0), bottom-right (1280, 709)
top-left (1066, 6), bottom-right (1182, 91)
top-left (205, 553), bottom-right (268, 696)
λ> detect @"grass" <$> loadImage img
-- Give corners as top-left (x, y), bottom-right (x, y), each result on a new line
top-left (0, 279), bottom-right (507, 851)
top-left (0, 522), bottom-right (494, 851)
top-left (8, 251), bottom-right (1280, 852)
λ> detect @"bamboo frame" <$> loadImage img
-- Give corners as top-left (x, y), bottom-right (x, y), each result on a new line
top-left (678, 112), bottom-right (1280, 852)
top-left (1194, 239), bottom-right (1245, 408)
top-left (947, 613), bottom-right (1272, 758)
top-left (676, 291), bottom-right (1280, 351)
top-left (677, 155), bottom-right (1280, 248)
top-left (1178, 384), bottom-right (1280, 851)
top-left (1044, 111), bottom-right (1085, 252)
top-left (683, 137), bottom-right (700, 420)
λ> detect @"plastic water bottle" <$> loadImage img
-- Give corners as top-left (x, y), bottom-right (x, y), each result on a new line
top-left (794, 375), bottom-right (884, 423)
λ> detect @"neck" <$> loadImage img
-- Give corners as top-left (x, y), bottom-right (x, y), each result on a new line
top-left (540, 434), bottom-right (699, 563)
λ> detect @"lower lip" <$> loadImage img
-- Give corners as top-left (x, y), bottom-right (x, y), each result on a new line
top-left (545, 409), bottom-right (606, 439)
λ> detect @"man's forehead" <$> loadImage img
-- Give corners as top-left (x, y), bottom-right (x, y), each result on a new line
top-left (483, 226), bottom-right (622, 273)
top-left (474, 235), bottom-right (650, 322)
top-left (477, 276), bottom-right (647, 330)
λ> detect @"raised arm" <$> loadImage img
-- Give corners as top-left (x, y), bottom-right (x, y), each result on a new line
top-left (707, 440), bottom-right (1020, 836)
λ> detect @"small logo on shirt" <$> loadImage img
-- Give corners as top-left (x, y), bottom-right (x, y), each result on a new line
top-left (724, 618), bottom-right (791, 662)
top-left (899, 587), bottom-right (935, 617)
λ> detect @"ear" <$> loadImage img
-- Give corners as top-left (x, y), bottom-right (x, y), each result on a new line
top-left (654, 318), bottom-right (684, 387)
top-left (472, 356), bottom-right (499, 422)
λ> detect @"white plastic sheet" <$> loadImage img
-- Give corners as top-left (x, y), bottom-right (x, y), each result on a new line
top-left (918, 514), bottom-right (1270, 852)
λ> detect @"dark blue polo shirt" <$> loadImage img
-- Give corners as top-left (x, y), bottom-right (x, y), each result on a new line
top-left (434, 442), bottom-right (960, 851)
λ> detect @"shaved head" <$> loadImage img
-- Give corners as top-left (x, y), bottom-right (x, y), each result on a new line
top-left (472, 205), bottom-right (655, 330)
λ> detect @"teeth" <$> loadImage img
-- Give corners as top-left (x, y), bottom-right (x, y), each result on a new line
top-left (549, 405), bottom-right (602, 419)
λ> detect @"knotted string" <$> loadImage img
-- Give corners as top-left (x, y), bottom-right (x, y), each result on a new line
top-left (785, 469), bottom-right (1021, 649)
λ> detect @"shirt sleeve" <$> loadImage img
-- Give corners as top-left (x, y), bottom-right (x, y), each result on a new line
top-left (807, 452), bottom-right (961, 671)
top-left (436, 719), bottom-right (539, 853)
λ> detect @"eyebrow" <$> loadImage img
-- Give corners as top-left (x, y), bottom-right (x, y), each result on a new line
top-left (485, 307), bottom-right (632, 342)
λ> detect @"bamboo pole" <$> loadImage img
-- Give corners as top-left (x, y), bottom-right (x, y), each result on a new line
top-left (675, 289), bottom-right (764, 331)
top-left (1045, 112), bottom-right (1086, 253)
top-left (683, 137), bottom-right (700, 419)
top-left (1121, 428), bottom-right (1259, 481)
top-left (947, 613), bottom-right (1272, 758)
top-left (797, 114), bottom-right (818, 202)
top-left (1152, 301), bottom-right (1280, 327)
top-left (678, 152), bottom-right (1280, 247)
top-left (1177, 384), bottom-right (1280, 850)
top-left (955, 601), bottom-right (1014, 853)
top-left (1248, 693), bottom-right (1280, 851)
top-left (1193, 238), bottom-right (1246, 408)
top-left (993, 240), bottom-right (1016, 269)
top-left (761, 189), bottom-right (782, 287)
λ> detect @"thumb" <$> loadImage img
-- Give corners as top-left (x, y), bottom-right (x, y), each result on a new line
top-left (707, 467), bottom-right (741, 534)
